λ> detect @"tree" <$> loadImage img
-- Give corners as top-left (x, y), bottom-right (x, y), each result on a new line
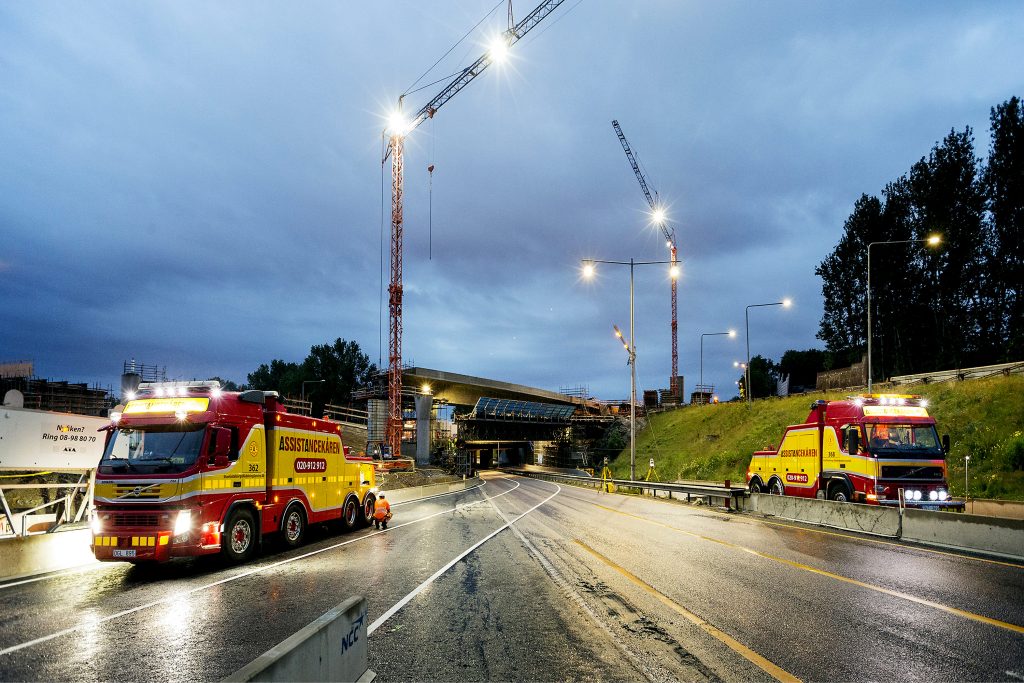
top-left (778, 349), bottom-right (831, 390)
top-left (816, 194), bottom-right (879, 358)
top-left (300, 338), bottom-right (377, 406)
top-left (739, 355), bottom-right (778, 400)
top-left (908, 127), bottom-right (987, 370)
top-left (984, 97), bottom-right (1024, 360)
top-left (247, 359), bottom-right (303, 396)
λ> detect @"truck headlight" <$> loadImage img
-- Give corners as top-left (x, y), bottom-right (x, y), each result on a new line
top-left (928, 490), bottom-right (938, 501)
top-left (938, 490), bottom-right (948, 501)
top-left (913, 490), bottom-right (922, 501)
top-left (173, 510), bottom-right (192, 536)
top-left (91, 513), bottom-right (102, 535)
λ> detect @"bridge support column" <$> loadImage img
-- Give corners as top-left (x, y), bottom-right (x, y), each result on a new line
top-left (415, 394), bottom-right (432, 467)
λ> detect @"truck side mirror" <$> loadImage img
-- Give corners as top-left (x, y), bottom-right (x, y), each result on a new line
top-left (942, 434), bottom-right (950, 454)
top-left (846, 430), bottom-right (859, 454)
top-left (212, 427), bottom-right (231, 467)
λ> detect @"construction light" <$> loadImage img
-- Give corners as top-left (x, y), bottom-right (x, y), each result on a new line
top-left (582, 262), bottom-right (595, 278)
top-left (669, 265), bottom-right (680, 279)
top-left (927, 235), bottom-right (941, 246)
top-left (728, 330), bottom-right (737, 337)
top-left (782, 298), bottom-right (793, 308)
top-left (651, 207), bottom-right (667, 225)
top-left (124, 391), bottom-right (136, 402)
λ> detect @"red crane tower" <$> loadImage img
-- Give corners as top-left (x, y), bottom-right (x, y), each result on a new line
top-left (611, 120), bottom-right (680, 398)
top-left (382, 1), bottom-right (566, 457)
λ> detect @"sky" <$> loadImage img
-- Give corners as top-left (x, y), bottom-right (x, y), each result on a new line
top-left (2, 1), bottom-right (1023, 402)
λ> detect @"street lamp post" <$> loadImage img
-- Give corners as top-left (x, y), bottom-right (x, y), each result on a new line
top-left (301, 379), bottom-right (325, 403)
top-left (866, 235), bottom-right (941, 392)
top-left (583, 257), bottom-right (676, 481)
top-left (699, 330), bottom-right (736, 403)
top-left (745, 300), bottom-right (791, 407)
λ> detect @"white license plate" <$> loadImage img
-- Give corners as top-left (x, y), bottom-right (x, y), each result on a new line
top-left (113, 549), bottom-right (136, 558)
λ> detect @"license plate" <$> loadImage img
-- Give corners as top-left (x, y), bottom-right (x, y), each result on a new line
top-left (113, 549), bottom-right (136, 558)
top-left (921, 504), bottom-right (938, 511)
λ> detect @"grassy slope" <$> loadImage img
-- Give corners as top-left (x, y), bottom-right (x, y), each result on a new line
top-left (609, 374), bottom-right (1024, 500)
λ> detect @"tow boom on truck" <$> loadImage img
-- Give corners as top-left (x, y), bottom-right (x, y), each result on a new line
top-left (91, 381), bottom-right (378, 564)
top-left (747, 394), bottom-right (963, 510)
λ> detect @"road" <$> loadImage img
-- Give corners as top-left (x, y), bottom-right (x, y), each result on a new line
top-left (0, 472), bottom-right (1022, 681)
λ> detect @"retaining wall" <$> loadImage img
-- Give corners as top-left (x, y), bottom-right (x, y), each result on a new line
top-left (224, 596), bottom-right (374, 682)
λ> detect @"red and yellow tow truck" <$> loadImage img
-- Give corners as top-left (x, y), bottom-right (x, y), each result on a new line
top-left (747, 394), bottom-right (963, 509)
top-left (91, 381), bottom-right (378, 563)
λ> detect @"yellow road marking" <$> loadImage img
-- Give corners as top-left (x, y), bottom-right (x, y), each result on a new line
top-left (575, 540), bottom-right (801, 683)
top-left (590, 502), bottom-right (1024, 635)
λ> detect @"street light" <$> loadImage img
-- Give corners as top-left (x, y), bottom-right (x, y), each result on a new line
top-left (745, 299), bottom-right (792, 407)
top-left (866, 235), bottom-right (942, 391)
top-left (699, 330), bottom-right (736, 403)
top-left (582, 257), bottom-right (677, 480)
top-left (301, 379), bottom-right (325, 403)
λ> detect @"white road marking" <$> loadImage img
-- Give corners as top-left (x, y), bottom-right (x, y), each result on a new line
top-left (0, 478), bottom-right (518, 657)
top-left (483, 478), bottom-right (661, 683)
top-left (1006, 671), bottom-right (1024, 681)
top-left (367, 479), bottom-right (561, 636)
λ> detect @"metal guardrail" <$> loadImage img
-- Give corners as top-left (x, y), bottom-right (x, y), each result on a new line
top-left (889, 360), bottom-right (1024, 386)
top-left (501, 468), bottom-right (747, 509)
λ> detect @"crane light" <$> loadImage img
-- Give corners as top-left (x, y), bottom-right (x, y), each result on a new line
top-left (728, 330), bottom-right (737, 337)
top-left (927, 234), bottom-right (941, 246)
top-left (669, 265), bottom-right (680, 279)
top-left (387, 111), bottom-right (411, 137)
top-left (782, 298), bottom-right (793, 308)
top-left (582, 263), bottom-right (595, 278)
top-left (488, 35), bottom-right (510, 63)
top-left (651, 208), bottom-right (667, 225)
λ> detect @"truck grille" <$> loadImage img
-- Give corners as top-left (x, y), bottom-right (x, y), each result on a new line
top-left (109, 513), bottom-right (163, 527)
top-left (880, 465), bottom-right (944, 480)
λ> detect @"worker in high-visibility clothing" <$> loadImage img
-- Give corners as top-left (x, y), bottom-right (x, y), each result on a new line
top-left (373, 492), bottom-right (392, 530)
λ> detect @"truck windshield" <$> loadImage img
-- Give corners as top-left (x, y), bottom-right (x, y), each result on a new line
top-left (99, 425), bottom-right (206, 474)
top-left (866, 423), bottom-right (942, 456)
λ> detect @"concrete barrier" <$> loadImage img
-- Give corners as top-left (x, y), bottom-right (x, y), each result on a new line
top-left (0, 527), bottom-right (97, 582)
top-left (224, 596), bottom-right (374, 682)
top-left (384, 476), bottom-right (481, 505)
top-left (901, 509), bottom-right (1024, 561)
top-left (965, 498), bottom-right (1024, 520)
top-left (742, 494), bottom-right (901, 537)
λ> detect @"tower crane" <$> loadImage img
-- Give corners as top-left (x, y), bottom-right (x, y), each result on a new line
top-left (611, 120), bottom-right (680, 398)
top-left (381, 1), bottom-right (566, 457)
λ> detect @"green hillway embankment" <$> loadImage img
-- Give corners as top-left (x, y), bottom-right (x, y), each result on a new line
top-left (609, 374), bottom-right (1024, 501)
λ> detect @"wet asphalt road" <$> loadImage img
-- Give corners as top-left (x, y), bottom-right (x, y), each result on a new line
top-left (0, 471), bottom-right (1022, 681)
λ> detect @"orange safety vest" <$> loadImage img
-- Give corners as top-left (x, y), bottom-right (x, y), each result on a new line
top-left (373, 498), bottom-right (391, 520)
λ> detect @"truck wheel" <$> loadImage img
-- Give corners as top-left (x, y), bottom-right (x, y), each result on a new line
top-left (749, 480), bottom-right (763, 494)
top-left (223, 508), bottom-right (257, 563)
top-left (341, 496), bottom-right (359, 531)
top-left (361, 493), bottom-right (376, 528)
top-left (282, 505), bottom-right (306, 547)
top-left (769, 478), bottom-right (785, 496)
top-left (829, 483), bottom-right (852, 503)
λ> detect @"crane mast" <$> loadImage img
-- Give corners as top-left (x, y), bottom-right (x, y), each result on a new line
top-left (383, 0), bottom-right (566, 457)
top-left (611, 120), bottom-right (680, 398)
